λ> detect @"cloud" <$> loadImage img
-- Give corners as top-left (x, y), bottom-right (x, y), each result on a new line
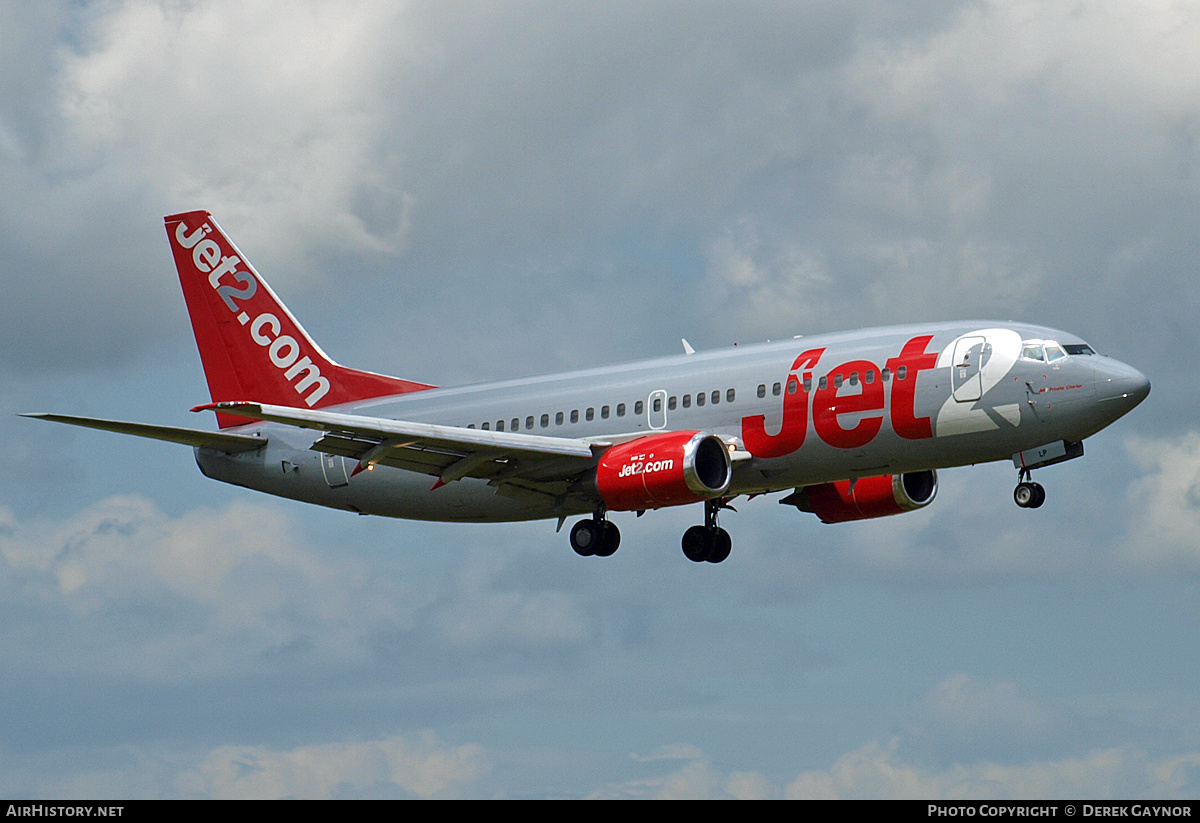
top-left (417, 559), bottom-right (592, 651)
top-left (590, 746), bottom-right (774, 799)
top-left (899, 672), bottom-right (1068, 766)
top-left (785, 741), bottom-right (1200, 800)
top-left (1121, 432), bottom-right (1200, 573)
top-left (0, 494), bottom-right (415, 680)
top-left (9, 731), bottom-right (489, 799)
top-left (785, 672), bottom-right (1200, 798)
top-left (177, 731), bottom-right (488, 799)
top-left (54, 0), bottom-right (418, 262)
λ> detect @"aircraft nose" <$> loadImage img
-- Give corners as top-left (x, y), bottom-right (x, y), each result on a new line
top-left (1095, 358), bottom-right (1151, 412)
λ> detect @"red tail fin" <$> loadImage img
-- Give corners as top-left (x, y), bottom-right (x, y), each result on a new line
top-left (165, 211), bottom-right (433, 427)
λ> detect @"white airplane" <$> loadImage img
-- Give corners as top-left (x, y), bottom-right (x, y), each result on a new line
top-left (27, 211), bottom-right (1151, 563)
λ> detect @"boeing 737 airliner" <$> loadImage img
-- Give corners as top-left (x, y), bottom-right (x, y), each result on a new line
top-left (27, 211), bottom-right (1151, 563)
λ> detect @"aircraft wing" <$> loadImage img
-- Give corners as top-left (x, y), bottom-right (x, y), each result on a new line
top-left (22, 413), bottom-right (268, 453)
top-left (193, 401), bottom-right (611, 492)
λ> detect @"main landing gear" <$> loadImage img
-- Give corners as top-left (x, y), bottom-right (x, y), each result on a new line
top-left (570, 512), bottom-right (621, 557)
top-left (681, 499), bottom-right (732, 564)
top-left (568, 499), bottom-right (735, 563)
top-left (1013, 468), bottom-right (1046, 509)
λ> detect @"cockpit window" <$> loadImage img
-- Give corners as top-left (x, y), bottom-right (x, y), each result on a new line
top-left (1063, 344), bottom-right (1095, 356)
top-left (1021, 344), bottom-right (1045, 362)
top-left (1022, 338), bottom-right (1074, 362)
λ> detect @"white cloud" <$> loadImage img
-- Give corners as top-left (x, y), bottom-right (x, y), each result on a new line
top-left (53, 0), bottom-right (419, 268)
top-left (784, 672), bottom-right (1200, 798)
top-left (11, 730), bottom-right (490, 798)
top-left (591, 746), bottom-right (773, 800)
top-left (1121, 432), bottom-right (1200, 573)
top-left (0, 495), bottom-right (415, 680)
top-left (785, 740), bottom-right (1200, 799)
top-left (177, 731), bottom-right (488, 799)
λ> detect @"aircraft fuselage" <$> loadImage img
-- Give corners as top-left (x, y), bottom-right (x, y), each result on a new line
top-left (195, 320), bottom-right (1147, 523)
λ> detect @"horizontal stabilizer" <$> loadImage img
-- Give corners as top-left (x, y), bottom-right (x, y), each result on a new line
top-left (22, 413), bottom-right (267, 453)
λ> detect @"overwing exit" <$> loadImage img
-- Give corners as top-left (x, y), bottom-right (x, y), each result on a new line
top-left (26, 211), bottom-right (1150, 564)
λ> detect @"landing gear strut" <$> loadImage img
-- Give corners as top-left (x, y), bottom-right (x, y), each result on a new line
top-left (570, 510), bottom-right (620, 557)
top-left (1013, 468), bottom-right (1046, 509)
top-left (681, 499), bottom-right (732, 564)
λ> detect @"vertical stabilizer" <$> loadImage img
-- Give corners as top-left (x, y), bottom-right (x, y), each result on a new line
top-left (165, 211), bottom-right (433, 427)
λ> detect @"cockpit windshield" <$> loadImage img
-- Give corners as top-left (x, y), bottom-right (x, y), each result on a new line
top-left (1021, 339), bottom-right (1092, 360)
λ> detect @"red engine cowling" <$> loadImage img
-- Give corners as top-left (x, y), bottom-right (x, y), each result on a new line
top-left (787, 470), bottom-right (938, 524)
top-left (595, 430), bottom-right (732, 511)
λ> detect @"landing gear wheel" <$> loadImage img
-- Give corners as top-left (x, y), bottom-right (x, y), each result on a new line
top-left (706, 528), bottom-right (731, 564)
top-left (571, 517), bottom-right (620, 557)
top-left (681, 497), bottom-right (735, 564)
top-left (682, 525), bottom-right (710, 562)
top-left (570, 520), bottom-right (599, 556)
top-left (1014, 481), bottom-right (1046, 509)
top-left (594, 520), bottom-right (621, 557)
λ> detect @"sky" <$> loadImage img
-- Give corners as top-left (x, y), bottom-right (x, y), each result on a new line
top-left (1, 0), bottom-right (1199, 799)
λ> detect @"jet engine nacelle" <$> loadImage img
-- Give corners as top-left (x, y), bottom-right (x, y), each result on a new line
top-left (595, 430), bottom-right (732, 511)
top-left (787, 470), bottom-right (938, 524)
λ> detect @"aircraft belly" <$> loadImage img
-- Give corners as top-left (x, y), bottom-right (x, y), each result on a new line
top-left (195, 443), bottom-right (566, 523)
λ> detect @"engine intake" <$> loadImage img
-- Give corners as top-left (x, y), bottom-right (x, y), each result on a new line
top-left (785, 470), bottom-right (938, 523)
top-left (595, 430), bottom-right (732, 511)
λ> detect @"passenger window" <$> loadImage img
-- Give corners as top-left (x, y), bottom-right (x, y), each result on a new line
top-left (617, 403), bottom-right (626, 417)
top-left (511, 418), bottom-right (519, 431)
top-left (652, 397), bottom-right (662, 412)
top-left (773, 382), bottom-right (781, 396)
top-left (601, 405), bottom-right (610, 419)
top-left (696, 393), bottom-right (705, 407)
top-left (787, 378), bottom-right (797, 395)
top-left (757, 384), bottom-right (766, 399)
top-left (882, 368), bottom-right (891, 382)
top-left (496, 420), bottom-right (504, 432)
top-left (586, 408), bottom-right (594, 421)
top-left (897, 366), bottom-right (907, 380)
top-left (541, 414), bottom-right (549, 428)
top-left (482, 422), bottom-right (490, 430)
top-left (802, 376), bottom-right (811, 392)
top-left (865, 370), bottom-right (875, 384)
top-left (570, 409), bottom-right (579, 423)
top-left (635, 400), bottom-right (644, 415)
top-left (711, 390), bottom-right (720, 405)
top-left (834, 374), bottom-right (843, 389)
top-left (526, 416), bottom-right (535, 429)
top-left (726, 388), bottom-right (735, 403)
top-left (682, 395), bottom-right (691, 408)
top-left (819, 376), bottom-right (828, 390)
top-left (467, 424), bottom-right (476, 429)
top-left (849, 372), bottom-right (858, 386)
top-left (555, 412), bottom-right (564, 425)
top-left (668, 396), bottom-right (677, 410)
